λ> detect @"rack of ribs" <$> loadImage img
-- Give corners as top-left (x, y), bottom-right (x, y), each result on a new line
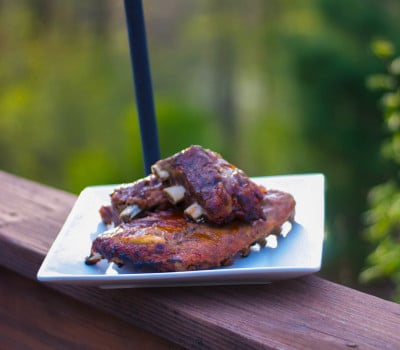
top-left (100, 145), bottom-right (266, 226)
top-left (86, 189), bottom-right (295, 272)
top-left (87, 145), bottom-right (296, 271)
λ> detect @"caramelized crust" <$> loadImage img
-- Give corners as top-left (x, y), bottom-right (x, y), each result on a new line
top-left (110, 174), bottom-right (167, 212)
top-left (99, 174), bottom-right (170, 225)
top-left (89, 146), bottom-right (297, 272)
top-left (100, 146), bottom-right (266, 226)
top-left (86, 190), bottom-right (295, 272)
top-left (153, 145), bottom-right (266, 224)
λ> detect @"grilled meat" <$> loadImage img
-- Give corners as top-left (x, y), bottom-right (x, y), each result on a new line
top-left (86, 189), bottom-right (295, 272)
top-left (100, 145), bottom-right (266, 226)
top-left (100, 174), bottom-right (170, 225)
top-left (89, 145), bottom-right (297, 272)
top-left (152, 145), bottom-right (266, 224)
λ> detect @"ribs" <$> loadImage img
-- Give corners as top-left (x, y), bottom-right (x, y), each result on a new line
top-left (86, 189), bottom-right (295, 272)
top-left (152, 145), bottom-right (266, 224)
top-left (99, 174), bottom-right (170, 225)
top-left (100, 145), bottom-right (266, 226)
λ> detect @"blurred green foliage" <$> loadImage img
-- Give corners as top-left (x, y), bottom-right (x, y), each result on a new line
top-left (361, 39), bottom-right (400, 301)
top-left (1, 0), bottom-right (400, 298)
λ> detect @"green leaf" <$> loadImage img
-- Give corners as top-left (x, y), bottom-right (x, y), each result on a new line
top-left (386, 112), bottom-right (400, 132)
top-left (366, 74), bottom-right (395, 90)
top-left (381, 92), bottom-right (400, 110)
top-left (389, 57), bottom-right (400, 75)
top-left (371, 39), bottom-right (395, 59)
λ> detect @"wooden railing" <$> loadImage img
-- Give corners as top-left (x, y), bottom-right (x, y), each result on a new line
top-left (1, 170), bottom-right (399, 349)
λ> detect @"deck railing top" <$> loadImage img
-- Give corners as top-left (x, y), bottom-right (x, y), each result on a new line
top-left (1, 170), bottom-right (399, 349)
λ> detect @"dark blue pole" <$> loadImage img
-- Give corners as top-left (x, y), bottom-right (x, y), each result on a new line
top-left (124, 0), bottom-right (160, 174)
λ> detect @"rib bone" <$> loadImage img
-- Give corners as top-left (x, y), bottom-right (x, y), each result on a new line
top-left (85, 252), bottom-right (102, 265)
top-left (119, 204), bottom-right (142, 223)
top-left (151, 164), bottom-right (170, 180)
top-left (163, 185), bottom-right (186, 204)
top-left (184, 202), bottom-right (205, 222)
top-left (265, 235), bottom-right (278, 249)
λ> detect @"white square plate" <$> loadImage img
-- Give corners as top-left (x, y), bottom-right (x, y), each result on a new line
top-left (37, 174), bottom-right (324, 288)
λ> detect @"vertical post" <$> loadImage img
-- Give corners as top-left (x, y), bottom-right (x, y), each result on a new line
top-left (124, 0), bottom-right (160, 174)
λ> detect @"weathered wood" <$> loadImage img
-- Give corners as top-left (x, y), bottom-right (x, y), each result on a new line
top-left (0, 266), bottom-right (182, 350)
top-left (1, 170), bottom-right (400, 349)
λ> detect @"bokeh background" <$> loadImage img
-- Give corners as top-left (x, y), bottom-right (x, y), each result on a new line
top-left (1, 0), bottom-right (400, 300)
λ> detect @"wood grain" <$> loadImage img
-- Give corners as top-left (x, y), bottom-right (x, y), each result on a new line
top-left (0, 267), bottom-right (182, 350)
top-left (1, 170), bottom-right (400, 349)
